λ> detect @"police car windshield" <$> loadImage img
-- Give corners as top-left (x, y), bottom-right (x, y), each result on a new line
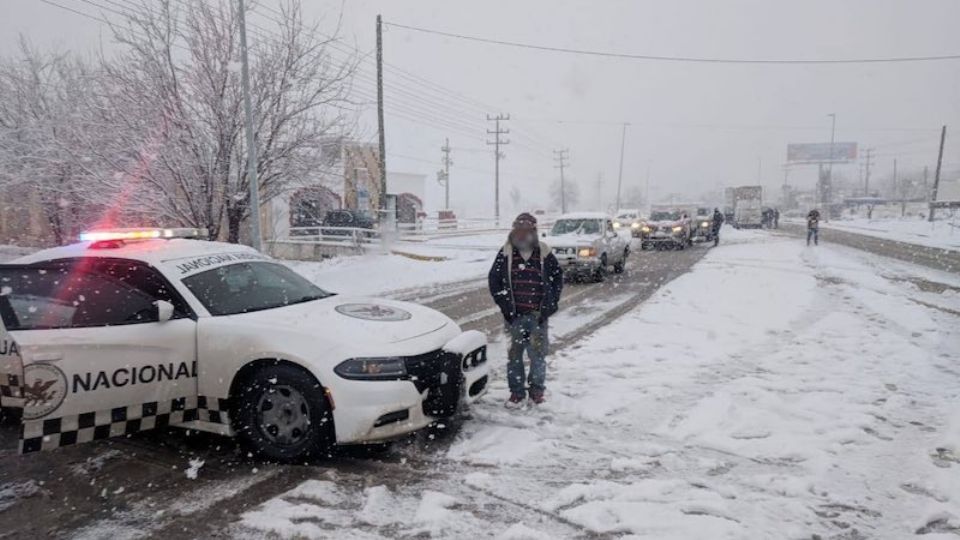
top-left (182, 262), bottom-right (332, 316)
top-left (551, 219), bottom-right (601, 235)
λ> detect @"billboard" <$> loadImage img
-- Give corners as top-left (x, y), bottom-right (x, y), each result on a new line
top-left (787, 142), bottom-right (858, 163)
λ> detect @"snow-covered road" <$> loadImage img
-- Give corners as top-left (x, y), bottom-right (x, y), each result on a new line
top-left (237, 229), bottom-right (960, 539)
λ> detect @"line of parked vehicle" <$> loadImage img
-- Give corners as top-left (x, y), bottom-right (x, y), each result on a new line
top-left (540, 206), bottom-right (721, 284)
top-left (612, 206), bottom-right (719, 251)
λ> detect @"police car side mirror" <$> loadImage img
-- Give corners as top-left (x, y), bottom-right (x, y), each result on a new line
top-left (155, 300), bottom-right (175, 323)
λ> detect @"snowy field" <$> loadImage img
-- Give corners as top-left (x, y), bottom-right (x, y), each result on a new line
top-left (236, 228), bottom-right (960, 539)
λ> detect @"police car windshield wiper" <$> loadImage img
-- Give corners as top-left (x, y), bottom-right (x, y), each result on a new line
top-left (290, 292), bottom-right (333, 305)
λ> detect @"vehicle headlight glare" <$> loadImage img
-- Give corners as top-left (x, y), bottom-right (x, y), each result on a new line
top-left (701, 221), bottom-right (710, 227)
top-left (672, 226), bottom-right (683, 233)
top-left (613, 222), bottom-right (621, 229)
top-left (641, 226), bottom-right (651, 233)
top-left (335, 357), bottom-right (407, 380)
top-left (631, 222), bottom-right (640, 229)
top-left (578, 247), bottom-right (596, 258)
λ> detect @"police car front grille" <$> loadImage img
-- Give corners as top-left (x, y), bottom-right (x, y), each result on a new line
top-left (404, 349), bottom-right (459, 393)
top-left (404, 349), bottom-right (462, 418)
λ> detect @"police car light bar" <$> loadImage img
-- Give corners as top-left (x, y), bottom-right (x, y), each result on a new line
top-left (80, 228), bottom-right (207, 243)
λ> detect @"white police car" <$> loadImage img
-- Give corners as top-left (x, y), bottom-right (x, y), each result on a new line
top-left (0, 228), bottom-right (488, 461)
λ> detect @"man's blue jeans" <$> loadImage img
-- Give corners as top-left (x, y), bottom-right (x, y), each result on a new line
top-left (807, 227), bottom-right (819, 245)
top-left (506, 312), bottom-right (548, 397)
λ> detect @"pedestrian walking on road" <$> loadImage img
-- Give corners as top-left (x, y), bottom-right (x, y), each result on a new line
top-left (806, 209), bottom-right (821, 246)
top-left (773, 208), bottom-right (780, 229)
top-left (711, 208), bottom-right (724, 247)
top-left (488, 212), bottom-right (563, 408)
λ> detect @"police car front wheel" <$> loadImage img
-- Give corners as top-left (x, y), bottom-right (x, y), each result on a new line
top-left (233, 364), bottom-right (334, 462)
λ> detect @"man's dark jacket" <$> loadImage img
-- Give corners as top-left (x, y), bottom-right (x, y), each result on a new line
top-left (712, 211), bottom-right (724, 233)
top-left (488, 241), bottom-right (563, 323)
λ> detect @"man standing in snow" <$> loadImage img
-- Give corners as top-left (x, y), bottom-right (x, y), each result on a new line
top-left (711, 208), bottom-right (724, 247)
top-left (807, 209), bottom-right (821, 246)
top-left (488, 212), bottom-right (563, 407)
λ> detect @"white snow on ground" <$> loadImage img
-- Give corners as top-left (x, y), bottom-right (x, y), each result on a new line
top-left (286, 233), bottom-right (504, 297)
top-left (236, 228), bottom-right (960, 539)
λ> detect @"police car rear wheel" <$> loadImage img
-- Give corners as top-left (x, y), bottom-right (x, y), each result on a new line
top-left (234, 364), bottom-right (333, 462)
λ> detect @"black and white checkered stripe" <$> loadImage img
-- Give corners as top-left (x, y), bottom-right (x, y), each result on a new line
top-left (197, 395), bottom-right (230, 425)
top-left (19, 395), bottom-right (231, 454)
top-left (0, 372), bottom-right (23, 408)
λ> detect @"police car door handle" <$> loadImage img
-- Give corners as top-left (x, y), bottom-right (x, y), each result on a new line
top-left (30, 352), bottom-right (63, 362)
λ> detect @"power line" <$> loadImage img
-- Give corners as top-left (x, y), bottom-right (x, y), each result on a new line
top-left (514, 116), bottom-right (943, 133)
top-left (384, 20), bottom-right (960, 65)
top-left (249, 4), bottom-right (564, 156)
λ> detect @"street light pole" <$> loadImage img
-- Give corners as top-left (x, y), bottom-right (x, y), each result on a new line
top-left (238, 0), bottom-right (262, 250)
top-left (615, 123), bottom-right (628, 212)
top-left (825, 113), bottom-right (836, 209)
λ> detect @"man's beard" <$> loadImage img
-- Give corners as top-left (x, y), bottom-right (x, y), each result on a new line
top-left (511, 231), bottom-right (537, 250)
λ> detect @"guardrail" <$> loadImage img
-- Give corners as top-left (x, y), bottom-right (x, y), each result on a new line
top-left (286, 222), bottom-right (519, 244)
top-left (288, 226), bottom-right (380, 247)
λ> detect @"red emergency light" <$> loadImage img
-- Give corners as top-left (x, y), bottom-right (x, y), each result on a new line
top-left (79, 228), bottom-right (207, 244)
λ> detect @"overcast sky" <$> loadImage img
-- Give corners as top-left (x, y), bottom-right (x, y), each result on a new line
top-left (2, 0), bottom-right (959, 216)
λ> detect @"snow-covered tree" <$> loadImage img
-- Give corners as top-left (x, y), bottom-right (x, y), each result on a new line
top-left (80, 0), bottom-right (358, 241)
top-left (0, 39), bottom-right (105, 244)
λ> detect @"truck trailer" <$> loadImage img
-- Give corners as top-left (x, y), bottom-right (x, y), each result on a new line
top-left (732, 186), bottom-right (763, 229)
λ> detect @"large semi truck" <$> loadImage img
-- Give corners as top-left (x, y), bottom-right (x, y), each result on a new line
top-left (732, 186), bottom-right (763, 229)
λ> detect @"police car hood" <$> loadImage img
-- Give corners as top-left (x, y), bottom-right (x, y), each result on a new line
top-left (235, 296), bottom-right (455, 344)
top-left (645, 219), bottom-right (683, 228)
top-left (547, 232), bottom-right (602, 248)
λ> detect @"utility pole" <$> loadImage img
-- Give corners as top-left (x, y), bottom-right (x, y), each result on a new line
top-left (237, 0), bottom-right (262, 251)
top-left (825, 113), bottom-right (837, 208)
top-left (596, 172), bottom-right (604, 212)
top-left (486, 114), bottom-right (510, 224)
top-left (863, 147), bottom-right (874, 196)
top-left (376, 15), bottom-right (388, 219)
top-left (644, 161), bottom-right (651, 211)
top-left (615, 123), bottom-right (628, 212)
top-left (440, 138), bottom-right (452, 210)
top-left (929, 125), bottom-right (947, 222)
top-left (553, 149), bottom-right (570, 213)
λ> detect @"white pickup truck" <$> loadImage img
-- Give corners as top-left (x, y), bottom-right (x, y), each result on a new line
top-left (545, 213), bottom-right (630, 282)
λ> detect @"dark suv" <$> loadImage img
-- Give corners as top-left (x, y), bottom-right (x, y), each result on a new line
top-left (321, 209), bottom-right (375, 237)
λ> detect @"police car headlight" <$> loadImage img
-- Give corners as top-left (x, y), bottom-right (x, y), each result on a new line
top-left (335, 357), bottom-right (407, 380)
